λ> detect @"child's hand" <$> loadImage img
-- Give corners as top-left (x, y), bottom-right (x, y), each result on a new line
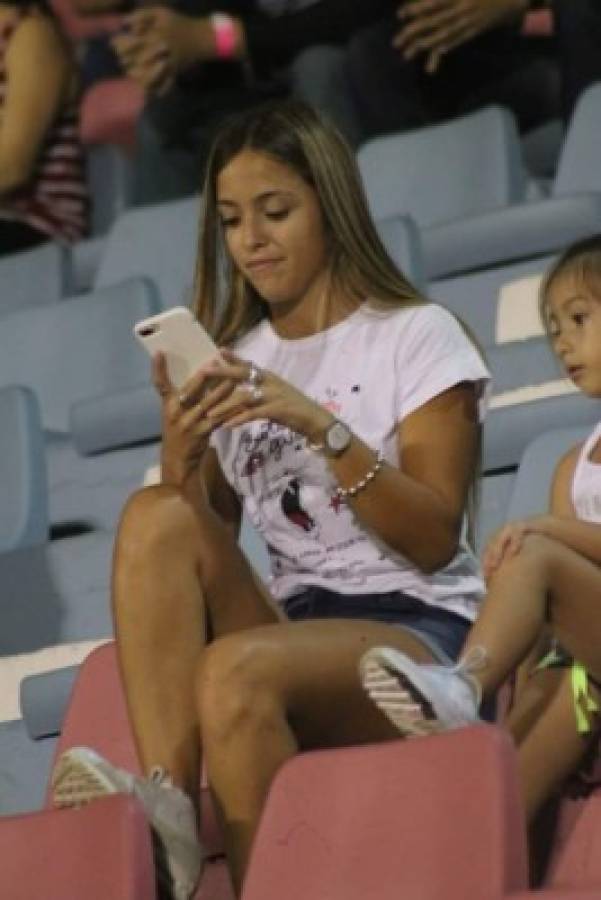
top-left (482, 520), bottom-right (534, 581)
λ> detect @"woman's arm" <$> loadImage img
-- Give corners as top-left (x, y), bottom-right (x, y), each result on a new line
top-left (0, 15), bottom-right (71, 196)
top-left (200, 447), bottom-right (242, 541)
top-left (203, 349), bottom-right (480, 575)
top-left (326, 382), bottom-right (479, 573)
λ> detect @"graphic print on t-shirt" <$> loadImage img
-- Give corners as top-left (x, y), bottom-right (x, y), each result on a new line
top-left (229, 379), bottom-right (372, 585)
top-left (281, 477), bottom-right (316, 532)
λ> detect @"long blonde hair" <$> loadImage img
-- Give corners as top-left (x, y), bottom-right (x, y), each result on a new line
top-left (193, 99), bottom-right (425, 343)
top-left (193, 99), bottom-right (483, 546)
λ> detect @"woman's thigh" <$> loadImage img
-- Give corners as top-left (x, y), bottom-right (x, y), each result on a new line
top-left (211, 618), bottom-right (441, 750)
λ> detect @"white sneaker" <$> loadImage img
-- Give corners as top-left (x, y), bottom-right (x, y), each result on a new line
top-left (360, 646), bottom-right (482, 738)
top-left (52, 747), bottom-right (203, 900)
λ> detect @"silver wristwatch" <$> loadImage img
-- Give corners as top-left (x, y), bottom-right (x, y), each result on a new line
top-left (323, 419), bottom-right (352, 457)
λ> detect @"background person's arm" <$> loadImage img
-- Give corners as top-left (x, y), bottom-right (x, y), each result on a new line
top-left (395, 0), bottom-right (529, 74)
top-left (0, 15), bottom-right (72, 196)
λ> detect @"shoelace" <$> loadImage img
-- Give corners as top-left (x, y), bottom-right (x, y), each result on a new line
top-left (452, 645), bottom-right (488, 706)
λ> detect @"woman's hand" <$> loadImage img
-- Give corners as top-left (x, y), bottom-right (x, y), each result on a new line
top-left (152, 352), bottom-right (235, 501)
top-left (201, 350), bottom-right (334, 445)
top-left (482, 518), bottom-right (540, 581)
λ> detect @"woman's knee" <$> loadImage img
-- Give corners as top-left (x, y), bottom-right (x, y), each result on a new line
top-left (197, 633), bottom-right (284, 745)
top-left (116, 485), bottom-right (200, 559)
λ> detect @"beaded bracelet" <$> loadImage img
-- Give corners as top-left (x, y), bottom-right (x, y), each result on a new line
top-left (335, 453), bottom-right (384, 501)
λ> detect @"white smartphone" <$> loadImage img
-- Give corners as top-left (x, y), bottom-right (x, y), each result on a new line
top-left (134, 306), bottom-right (221, 391)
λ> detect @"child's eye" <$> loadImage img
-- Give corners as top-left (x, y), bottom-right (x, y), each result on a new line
top-left (220, 217), bottom-right (239, 229)
top-left (572, 312), bottom-right (587, 326)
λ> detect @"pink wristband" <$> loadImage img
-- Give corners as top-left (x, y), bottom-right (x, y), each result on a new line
top-left (211, 13), bottom-right (238, 60)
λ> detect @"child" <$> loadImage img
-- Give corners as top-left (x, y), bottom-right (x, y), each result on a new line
top-left (361, 234), bottom-right (601, 823)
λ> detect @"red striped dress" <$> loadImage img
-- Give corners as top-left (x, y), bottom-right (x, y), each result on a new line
top-left (0, 9), bottom-right (88, 242)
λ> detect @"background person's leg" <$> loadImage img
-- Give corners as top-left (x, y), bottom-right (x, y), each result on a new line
top-left (288, 45), bottom-right (364, 147)
top-left (554, 0), bottom-right (601, 123)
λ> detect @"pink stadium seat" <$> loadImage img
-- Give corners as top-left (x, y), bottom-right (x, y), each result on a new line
top-left (521, 9), bottom-right (555, 38)
top-left (0, 795), bottom-right (156, 900)
top-left (241, 725), bottom-right (528, 900)
top-left (546, 792), bottom-right (601, 891)
top-left (47, 642), bottom-right (235, 900)
top-left (509, 893), bottom-right (601, 899)
top-left (80, 78), bottom-right (144, 152)
top-left (50, 645), bottom-right (530, 900)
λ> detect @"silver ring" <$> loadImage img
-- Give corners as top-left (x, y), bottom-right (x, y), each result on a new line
top-left (244, 383), bottom-right (263, 402)
top-left (247, 363), bottom-right (262, 387)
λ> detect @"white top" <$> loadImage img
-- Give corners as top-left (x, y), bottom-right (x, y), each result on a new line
top-left (212, 302), bottom-right (490, 620)
top-left (571, 421), bottom-right (601, 523)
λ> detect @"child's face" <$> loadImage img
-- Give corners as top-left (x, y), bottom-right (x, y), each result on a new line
top-left (545, 272), bottom-right (601, 397)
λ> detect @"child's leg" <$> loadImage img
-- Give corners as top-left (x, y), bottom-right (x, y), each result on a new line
top-left (516, 669), bottom-right (600, 822)
top-left (361, 535), bottom-right (601, 735)
top-left (463, 534), bottom-right (601, 697)
top-left (505, 665), bottom-right (565, 745)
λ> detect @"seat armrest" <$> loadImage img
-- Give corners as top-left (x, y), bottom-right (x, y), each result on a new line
top-left (70, 384), bottom-right (160, 456)
top-left (21, 665), bottom-right (79, 739)
top-left (424, 192), bottom-right (601, 279)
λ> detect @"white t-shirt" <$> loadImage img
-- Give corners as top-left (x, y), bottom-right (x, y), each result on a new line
top-left (211, 302), bottom-right (490, 621)
top-left (571, 421), bottom-right (601, 523)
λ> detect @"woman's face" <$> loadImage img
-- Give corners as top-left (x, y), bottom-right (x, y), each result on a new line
top-left (216, 149), bottom-right (331, 323)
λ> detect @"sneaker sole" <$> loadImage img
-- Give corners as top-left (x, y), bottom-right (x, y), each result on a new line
top-left (52, 750), bottom-right (128, 808)
top-left (52, 750), bottom-right (202, 900)
top-left (361, 651), bottom-right (443, 738)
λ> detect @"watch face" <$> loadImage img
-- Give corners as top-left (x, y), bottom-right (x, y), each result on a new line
top-left (327, 421), bottom-right (351, 453)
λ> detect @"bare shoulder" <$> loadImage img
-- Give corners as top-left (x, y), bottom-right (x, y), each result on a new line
top-left (7, 12), bottom-right (68, 63)
top-left (550, 443), bottom-right (582, 515)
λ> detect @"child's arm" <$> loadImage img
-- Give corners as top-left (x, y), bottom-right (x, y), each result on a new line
top-left (483, 443), bottom-right (601, 577)
top-left (529, 444), bottom-right (601, 565)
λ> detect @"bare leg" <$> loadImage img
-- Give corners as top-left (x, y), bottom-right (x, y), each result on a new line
top-left (505, 666), bottom-right (564, 745)
top-left (516, 669), bottom-right (600, 822)
top-left (112, 485), bottom-right (280, 798)
top-left (197, 619), bottom-right (438, 893)
top-left (462, 534), bottom-right (601, 698)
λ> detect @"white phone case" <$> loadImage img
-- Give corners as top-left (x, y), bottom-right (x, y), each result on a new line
top-left (134, 306), bottom-right (220, 390)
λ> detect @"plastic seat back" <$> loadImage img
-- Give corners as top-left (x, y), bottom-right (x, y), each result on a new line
top-left (0, 242), bottom-right (67, 315)
top-left (0, 385), bottom-right (47, 552)
top-left (554, 83), bottom-right (601, 196)
top-left (358, 105), bottom-right (526, 228)
top-left (242, 726), bottom-right (528, 900)
top-left (0, 277), bottom-right (160, 433)
top-left (94, 196), bottom-right (200, 307)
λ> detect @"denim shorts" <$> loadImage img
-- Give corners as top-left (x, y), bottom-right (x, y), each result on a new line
top-left (282, 586), bottom-right (471, 664)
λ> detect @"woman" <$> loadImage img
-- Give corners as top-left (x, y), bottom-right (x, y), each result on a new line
top-left (0, 0), bottom-right (87, 255)
top-left (52, 100), bottom-right (489, 900)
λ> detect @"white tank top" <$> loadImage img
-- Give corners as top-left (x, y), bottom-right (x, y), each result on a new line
top-left (571, 421), bottom-right (601, 523)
